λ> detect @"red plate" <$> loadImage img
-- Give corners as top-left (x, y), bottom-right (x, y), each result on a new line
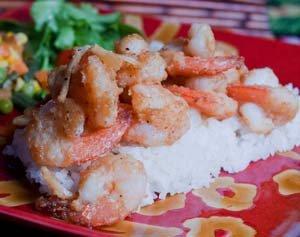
top-left (1, 5), bottom-right (300, 237)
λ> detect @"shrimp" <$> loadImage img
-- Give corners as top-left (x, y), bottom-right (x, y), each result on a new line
top-left (115, 33), bottom-right (149, 55)
top-left (183, 23), bottom-right (216, 58)
top-left (115, 34), bottom-right (167, 88)
top-left (167, 85), bottom-right (238, 120)
top-left (26, 102), bottom-right (132, 168)
top-left (123, 84), bottom-right (190, 146)
top-left (185, 68), bottom-right (241, 93)
top-left (163, 51), bottom-right (244, 77)
top-left (161, 23), bottom-right (215, 58)
top-left (70, 154), bottom-right (147, 226)
top-left (48, 65), bottom-right (68, 99)
top-left (55, 98), bottom-right (86, 138)
top-left (35, 154), bottom-right (147, 227)
top-left (159, 23), bottom-right (242, 78)
top-left (227, 85), bottom-right (299, 124)
top-left (40, 166), bottom-right (74, 199)
top-left (239, 103), bottom-right (274, 134)
top-left (49, 46), bottom-right (124, 130)
top-left (68, 54), bottom-right (122, 130)
top-left (117, 52), bottom-right (167, 88)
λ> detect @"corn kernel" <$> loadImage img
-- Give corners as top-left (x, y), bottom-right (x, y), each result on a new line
top-left (14, 77), bottom-right (25, 92)
top-left (33, 80), bottom-right (41, 93)
top-left (15, 33), bottom-right (28, 45)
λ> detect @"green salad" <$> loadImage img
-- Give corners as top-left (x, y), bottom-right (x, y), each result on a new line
top-left (0, 0), bottom-right (140, 114)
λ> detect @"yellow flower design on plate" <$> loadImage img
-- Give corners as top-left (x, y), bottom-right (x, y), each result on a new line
top-left (123, 14), bottom-right (145, 35)
top-left (0, 180), bottom-right (36, 207)
top-left (150, 22), bottom-right (181, 44)
top-left (100, 220), bottom-right (183, 237)
top-left (138, 193), bottom-right (186, 216)
top-left (192, 177), bottom-right (257, 211)
top-left (273, 169), bottom-right (300, 195)
top-left (277, 151), bottom-right (300, 161)
top-left (183, 216), bottom-right (256, 237)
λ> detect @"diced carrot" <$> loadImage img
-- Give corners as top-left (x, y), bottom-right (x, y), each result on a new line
top-left (56, 49), bottom-right (74, 66)
top-left (10, 59), bottom-right (28, 75)
top-left (35, 70), bottom-right (49, 89)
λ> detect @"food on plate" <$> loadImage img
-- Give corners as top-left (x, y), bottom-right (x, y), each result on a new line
top-left (4, 21), bottom-right (300, 228)
top-left (123, 84), bottom-right (190, 146)
top-left (0, 0), bottom-right (140, 113)
top-left (0, 31), bottom-right (46, 114)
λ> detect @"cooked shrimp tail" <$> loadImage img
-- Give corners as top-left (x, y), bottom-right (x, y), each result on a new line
top-left (227, 85), bottom-right (299, 124)
top-left (71, 105), bottom-right (132, 165)
top-left (123, 84), bottom-right (190, 146)
top-left (165, 52), bottom-right (244, 77)
top-left (26, 104), bottom-right (132, 168)
top-left (167, 85), bottom-right (238, 120)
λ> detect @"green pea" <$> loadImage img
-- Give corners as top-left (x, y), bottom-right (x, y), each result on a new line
top-left (34, 89), bottom-right (48, 101)
top-left (0, 67), bottom-right (7, 85)
top-left (0, 99), bottom-right (13, 114)
top-left (21, 82), bottom-right (35, 97)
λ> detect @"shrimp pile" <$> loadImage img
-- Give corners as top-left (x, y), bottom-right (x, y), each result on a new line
top-left (160, 23), bottom-right (298, 134)
top-left (26, 45), bottom-right (148, 226)
top-left (21, 23), bottom-right (298, 227)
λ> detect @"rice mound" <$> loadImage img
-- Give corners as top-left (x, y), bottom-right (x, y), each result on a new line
top-left (4, 86), bottom-right (300, 207)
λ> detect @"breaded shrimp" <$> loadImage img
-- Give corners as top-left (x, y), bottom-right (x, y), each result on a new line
top-left (115, 33), bottom-right (149, 55)
top-left (159, 23), bottom-right (243, 78)
top-left (40, 166), bottom-right (74, 199)
top-left (26, 103), bottom-right (132, 168)
top-left (227, 85), bottom-right (299, 125)
top-left (167, 85), bottom-right (238, 120)
top-left (49, 46), bottom-right (124, 130)
top-left (239, 103), bottom-right (274, 134)
top-left (68, 55), bottom-right (122, 129)
top-left (55, 98), bottom-right (85, 138)
top-left (183, 23), bottom-right (216, 58)
top-left (185, 68), bottom-right (241, 93)
top-left (123, 84), bottom-right (190, 146)
top-left (163, 51), bottom-right (244, 77)
top-left (117, 52), bottom-right (167, 88)
top-left (115, 34), bottom-right (167, 88)
top-left (70, 154), bottom-right (147, 226)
